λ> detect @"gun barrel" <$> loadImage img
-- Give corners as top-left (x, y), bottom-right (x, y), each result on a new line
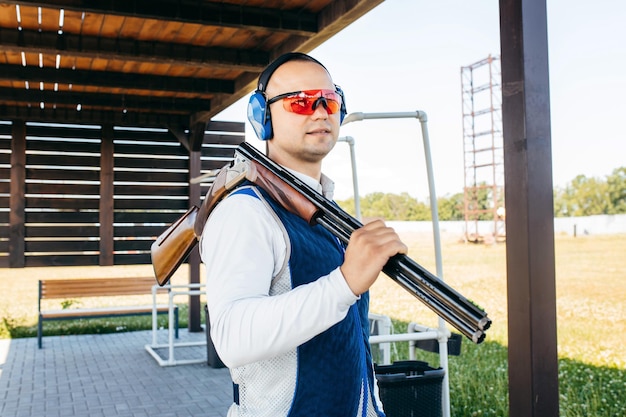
top-left (237, 142), bottom-right (491, 344)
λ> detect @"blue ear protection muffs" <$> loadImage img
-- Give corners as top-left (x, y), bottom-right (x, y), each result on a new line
top-left (247, 52), bottom-right (347, 141)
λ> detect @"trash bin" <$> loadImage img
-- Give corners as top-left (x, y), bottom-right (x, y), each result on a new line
top-left (204, 304), bottom-right (225, 368)
top-left (415, 332), bottom-right (463, 356)
top-left (375, 360), bottom-right (444, 417)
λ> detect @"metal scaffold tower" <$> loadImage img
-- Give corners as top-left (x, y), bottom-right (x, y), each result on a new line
top-left (461, 55), bottom-right (505, 243)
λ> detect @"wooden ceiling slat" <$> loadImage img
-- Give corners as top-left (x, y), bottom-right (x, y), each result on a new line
top-left (98, 14), bottom-right (125, 38)
top-left (81, 11), bottom-right (106, 36)
top-left (117, 15), bottom-right (145, 39)
top-left (0, 64), bottom-right (234, 95)
top-left (41, 7), bottom-right (62, 30)
top-left (7, 1), bottom-right (319, 35)
top-left (0, 105), bottom-right (190, 127)
top-left (14, 5), bottom-right (38, 30)
top-left (0, 0), bottom-right (385, 128)
top-left (61, 10), bottom-right (86, 34)
top-left (0, 4), bottom-right (18, 26)
top-left (0, 87), bottom-right (212, 113)
top-left (0, 27), bottom-right (270, 75)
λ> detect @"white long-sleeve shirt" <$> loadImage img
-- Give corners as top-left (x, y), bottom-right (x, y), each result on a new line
top-left (199, 170), bottom-right (383, 417)
top-left (199, 171), bottom-right (359, 368)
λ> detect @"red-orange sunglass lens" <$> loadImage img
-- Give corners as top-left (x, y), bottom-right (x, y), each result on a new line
top-left (268, 89), bottom-right (341, 115)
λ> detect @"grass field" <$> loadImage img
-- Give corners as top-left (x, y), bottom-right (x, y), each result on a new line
top-left (1, 232), bottom-right (625, 416)
top-left (368, 231), bottom-right (626, 369)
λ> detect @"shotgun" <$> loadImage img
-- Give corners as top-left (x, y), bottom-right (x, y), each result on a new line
top-left (151, 142), bottom-right (491, 343)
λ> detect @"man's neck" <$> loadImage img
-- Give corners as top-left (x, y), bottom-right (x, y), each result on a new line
top-left (267, 151), bottom-right (322, 182)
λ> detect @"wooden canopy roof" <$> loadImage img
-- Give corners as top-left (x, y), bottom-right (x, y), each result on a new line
top-left (0, 0), bottom-right (383, 150)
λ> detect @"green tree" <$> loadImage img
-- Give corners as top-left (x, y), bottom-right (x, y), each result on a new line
top-left (338, 166), bottom-right (626, 221)
top-left (464, 183), bottom-right (496, 220)
top-left (555, 174), bottom-right (610, 216)
top-left (363, 192), bottom-right (430, 220)
top-left (336, 197), bottom-right (356, 217)
top-left (606, 167), bottom-right (626, 214)
top-left (336, 192), bottom-right (430, 221)
top-left (437, 192), bottom-right (464, 220)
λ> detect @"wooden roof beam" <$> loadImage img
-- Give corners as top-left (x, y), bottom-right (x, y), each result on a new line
top-left (0, 87), bottom-right (211, 114)
top-left (188, 116), bottom-right (208, 152)
top-left (0, 105), bottom-right (189, 128)
top-left (4, 0), bottom-right (318, 35)
top-left (0, 64), bottom-right (234, 96)
top-left (168, 125), bottom-right (192, 153)
top-left (0, 27), bottom-right (269, 72)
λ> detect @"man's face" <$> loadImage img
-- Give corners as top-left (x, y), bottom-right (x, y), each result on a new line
top-left (264, 60), bottom-right (341, 171)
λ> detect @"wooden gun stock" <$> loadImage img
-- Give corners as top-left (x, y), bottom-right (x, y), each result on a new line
top-left (151, 162), bottom-right (248, 286)
top-left (244, 161), bottom-right (320, 224)
top-left (150, 205), bottom-right (199, 286)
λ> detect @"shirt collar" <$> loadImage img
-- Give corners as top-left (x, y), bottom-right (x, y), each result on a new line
top-left (285, 168), bottom-right (335, 200)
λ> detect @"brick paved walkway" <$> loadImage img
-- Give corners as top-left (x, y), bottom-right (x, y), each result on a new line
top-left (0, 330), bottom-right (232, 417)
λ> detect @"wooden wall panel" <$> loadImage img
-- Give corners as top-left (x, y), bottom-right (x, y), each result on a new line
top-left (100, 124), bottom-right (115, 265)
top-left (112, 198), bottom-right (189, 211)
top-left (25, 211), bottom-right (100, 223)
top-left (9, 121), bottom-right (26, 267)
top-left (25, 168), bottom-right (101, 182)
top-left (0, 119), bottom-right (244, 268)
top-left (25, 240), bottom-right (100, 253)
top-left (25, 254), bottom-right (101, 267)
top-left (111, 122), bottom-right (242, 265)
top-left (18, 122), bottom-right (101, 266)
top-left (112, 126), bottom-right (188, 263)
top-left (25, 197), bottom-right (100, 210)
top-left (0, 126), bottom-right (9, 267)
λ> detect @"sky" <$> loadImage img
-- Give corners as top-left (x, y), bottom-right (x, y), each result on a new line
top-left (215, 0), bottom-right (626, 201)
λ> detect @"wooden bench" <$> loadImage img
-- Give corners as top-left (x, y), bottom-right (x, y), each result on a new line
top-left (38, 276), bottom-right (178, 348)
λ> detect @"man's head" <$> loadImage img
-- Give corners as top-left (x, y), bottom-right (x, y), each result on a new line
top-left (247, 52), bottom-right (346, 141)
top-left (247, 53), bottom-right (346, 177)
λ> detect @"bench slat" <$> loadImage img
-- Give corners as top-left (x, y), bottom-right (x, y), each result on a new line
top-left (37, 276), bottom-right (180, 349)
top-left (40, 304), bottom-right (171, 319)
top-left (40, 277), bottom-right (164, 299)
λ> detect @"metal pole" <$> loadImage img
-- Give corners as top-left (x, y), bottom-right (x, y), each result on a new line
top-left (337, 136), bottom-right (361, 221)
top-left (342, 111), bottom-right (451, 417)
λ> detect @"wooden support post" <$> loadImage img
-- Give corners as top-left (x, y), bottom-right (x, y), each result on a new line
top-left (188, 150), bottom-right (203, 332)
top-left (100, 123), bottom-right (115, 265)
top-left (499, 0), bottom-right (559, 415)
top-left (9, 120), bottom-right (26, 268)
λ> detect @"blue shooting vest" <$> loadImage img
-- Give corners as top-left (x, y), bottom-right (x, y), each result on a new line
top-left (232, 186), bottom-right (381, 417)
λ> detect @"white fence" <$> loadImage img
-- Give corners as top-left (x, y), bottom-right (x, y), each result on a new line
top-left (388, 214), bottom-right (626, 237)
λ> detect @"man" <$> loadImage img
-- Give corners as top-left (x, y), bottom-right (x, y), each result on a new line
top-left (200, 52), bottom-right (407, 417)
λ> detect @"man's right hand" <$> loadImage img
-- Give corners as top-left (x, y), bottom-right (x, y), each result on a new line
top-left (340, 219), bottom-right (408, 296)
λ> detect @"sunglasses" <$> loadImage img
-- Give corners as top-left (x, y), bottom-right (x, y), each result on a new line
top-left (266, 89), bottom-right (343, 115)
